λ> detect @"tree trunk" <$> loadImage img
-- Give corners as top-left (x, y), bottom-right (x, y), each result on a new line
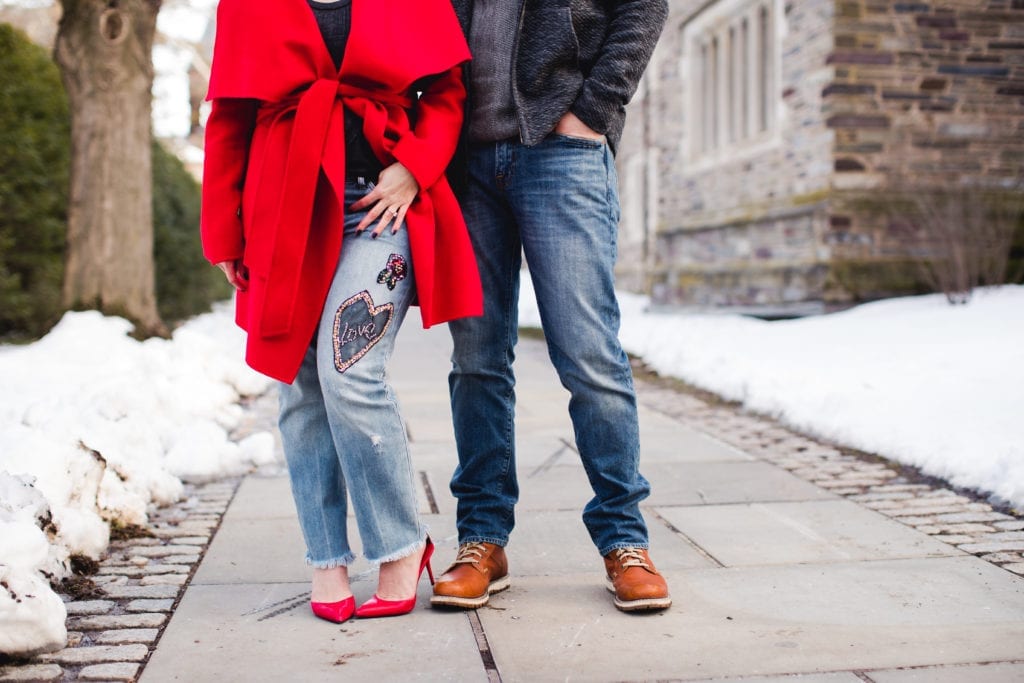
top-left (55, 0), bottom-right (165, 336)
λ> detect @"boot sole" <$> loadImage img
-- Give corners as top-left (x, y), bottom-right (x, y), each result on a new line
top-left (605, 579), bottom-right (672, 612)
top-left (430, 574), bottom-right (511, 609)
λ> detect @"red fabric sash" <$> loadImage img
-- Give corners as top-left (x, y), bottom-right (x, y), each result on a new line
top-left (252, 81), bottom-right (414, 337)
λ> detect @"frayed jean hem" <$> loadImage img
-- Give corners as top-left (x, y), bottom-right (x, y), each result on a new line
top-left (364, 531), bottom-right (429, 567)
top-left (459, 535), bottom-right (508, 548)
top-left (306, 553), bottom-right (356, 569)
top-left (598, 541), bottom-right (650, 557)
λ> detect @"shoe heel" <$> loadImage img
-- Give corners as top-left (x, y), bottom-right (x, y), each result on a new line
top-left (422, 537), bottom-right (435, 586)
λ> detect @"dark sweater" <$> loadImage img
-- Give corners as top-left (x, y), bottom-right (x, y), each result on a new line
top-left (308, 0), bottom-right (382, 176)
top-left (467, 0), bottom-right (520, 142)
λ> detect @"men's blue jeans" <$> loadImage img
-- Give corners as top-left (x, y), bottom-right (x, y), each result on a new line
top-left (278, 179), bottom-right (424, 568)
top-left (448, 135), bottom-right (651, 557)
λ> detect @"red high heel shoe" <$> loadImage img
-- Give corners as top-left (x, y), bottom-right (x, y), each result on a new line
top-left (355, 538), bottom-right (435, 618)
top-left (310, 596), bottom-right (355, 624)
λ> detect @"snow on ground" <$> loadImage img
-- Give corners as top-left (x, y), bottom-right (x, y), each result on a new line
top-left (522, 280), bottom-right (1024, 509)
top-left (0, 305), bottom-right (273, 655)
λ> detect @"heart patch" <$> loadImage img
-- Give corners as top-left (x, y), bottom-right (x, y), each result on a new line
top-left (332, 290), bottom-right (394, 373)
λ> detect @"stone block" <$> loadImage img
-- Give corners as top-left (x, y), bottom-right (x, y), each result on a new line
top-left (0, 664), bottom-right (63, 681)
top-left (64, 600), bottom-right (115, 616)
top-left (934, 511), bottom-right (1010, 523)
top-left (916, 15), bottom-right (957, 28)
top-left (68, 613), bottom-right (167, 630)
top-left (161, 555), bottom-right (201, 564)
top-left (958, 540), bottom-right (1024, 554)
top-left (140, 574), bottom-right (189, 586)
top-left (41, 644), bottom-right (148, 665)
top-left (99, 584), bottom-right (180, 599)
top-left (125, 599), bottom-right (175, 612)
top-left (127, 545), bottom-right (203, 557)
top-left (826, 51), bottom-right (895, 65)
top-left (893, 2), bottom-right (930, 11)
top-left (937, 64), bottom-right (1010, 77)
top-left (78, 663), bottom-right (141, 682)
top-left (94, 629), bottom-right (159, 645)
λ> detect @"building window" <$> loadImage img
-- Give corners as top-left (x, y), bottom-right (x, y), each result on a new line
top-left (683, 0), bottom-right (780, 163)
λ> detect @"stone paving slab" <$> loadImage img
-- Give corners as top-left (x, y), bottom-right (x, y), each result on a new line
top-left (193, 476), bottom-right (457, 586)
top-left (867, 661), bottom-right (1024, 681)
top-left (478, 557), bottom-right (1024, 681)
top-left (644, 461), bottom-right (837, 506)
top-left (190, 515), bottom-right (309, 585)
top-left (139, 582), bottom-right (486, 683)
top-left (216, 475), bottom-right (297, 522)
top-left (657, 500), bottom-right (961, 566)
top-left (638, 420), bottom-right (755, 463)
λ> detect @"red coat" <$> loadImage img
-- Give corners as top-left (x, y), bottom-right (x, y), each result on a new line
top-left (201, 0), bottom-right (482, 383)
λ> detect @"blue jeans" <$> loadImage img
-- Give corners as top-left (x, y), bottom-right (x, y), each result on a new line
top-left (278, 179), bottom-right (424, 568)
top-left (448, 135), bottom-right (651, 557)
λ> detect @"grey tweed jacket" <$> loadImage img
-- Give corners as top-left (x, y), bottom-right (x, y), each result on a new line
top-left (450, 0), bottom-right (669, 155)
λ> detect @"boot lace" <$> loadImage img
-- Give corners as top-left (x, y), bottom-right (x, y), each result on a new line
top-left (611, 547), bottom-right (650, 570)
top-left (453, 542), bottom-right (489, 565)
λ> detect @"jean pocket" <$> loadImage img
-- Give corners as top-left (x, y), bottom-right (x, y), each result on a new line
top-left (549, 132), bottom-right (606, 150)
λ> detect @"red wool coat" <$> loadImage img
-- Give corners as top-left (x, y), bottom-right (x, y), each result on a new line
top-left (201, 0), bottom-right (482, 383)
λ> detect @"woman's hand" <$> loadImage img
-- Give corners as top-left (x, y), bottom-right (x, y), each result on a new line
top-left (216, 259), bottom-right (249, 291)
top-left (350, 162), bottom-right (420, 237)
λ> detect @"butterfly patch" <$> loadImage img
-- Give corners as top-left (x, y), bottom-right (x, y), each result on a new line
top-left (332, 290), bottom-right (394, 373)
top-left (377, 253), bottom-right (408, 291)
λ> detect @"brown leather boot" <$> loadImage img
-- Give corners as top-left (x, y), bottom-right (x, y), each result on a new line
top-left (430, 542), bottom-right (510, 608)
top-left (604, 547), bottom-right (671, 612)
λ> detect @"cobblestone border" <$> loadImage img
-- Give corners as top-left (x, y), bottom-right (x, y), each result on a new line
top-left (635, 374), bottom-right (1024, 577)
top-left (0, 478), bottom-right (242, 682)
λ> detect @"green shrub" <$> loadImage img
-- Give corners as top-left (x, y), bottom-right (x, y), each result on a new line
top-left (151, 140), bottom-right (232, 324)
top-left (0, 23), bottom-right (70, 337)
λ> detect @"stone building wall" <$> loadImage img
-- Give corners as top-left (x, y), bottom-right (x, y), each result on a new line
top-left (626, 0), bottom-right (839, 309)
top-left (824, 0), bottom-right (1024, 300)
top-left (617, 0), bottom-right (1024, 309)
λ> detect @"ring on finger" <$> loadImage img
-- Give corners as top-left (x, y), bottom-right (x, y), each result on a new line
top-left (386, 207), bottom-right (398, 217)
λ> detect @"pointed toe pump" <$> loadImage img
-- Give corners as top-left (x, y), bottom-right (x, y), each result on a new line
top-left (355, 538), bottom-right (435, 619)
top-left (310, 595), bottom-right (356, 624)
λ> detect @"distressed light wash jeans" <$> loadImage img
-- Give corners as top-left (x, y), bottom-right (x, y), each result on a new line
top-left (448, 135), bottom-right (651, 557)
top-left (278, 179), bottom-right (424, 568)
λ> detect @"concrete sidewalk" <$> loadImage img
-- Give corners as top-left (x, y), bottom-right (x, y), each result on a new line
top-left (141, 324), bottom-right (1024, 682)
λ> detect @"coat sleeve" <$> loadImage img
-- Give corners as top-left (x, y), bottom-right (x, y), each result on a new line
top-left (569, 0), bottom-right (668, 135)
top-left (390, 67), bottom-right (466, 192)
top-left (201, 98), bottom-right (259, 265)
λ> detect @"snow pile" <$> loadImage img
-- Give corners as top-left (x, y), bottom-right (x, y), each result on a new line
top-left (0, 306), bottom-right (273, 655)
top-left (518, 279), bottom-right (1024, 509)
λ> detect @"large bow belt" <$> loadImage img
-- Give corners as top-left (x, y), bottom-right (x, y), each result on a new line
top-left (252, 78), bottom-right (414, 337)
